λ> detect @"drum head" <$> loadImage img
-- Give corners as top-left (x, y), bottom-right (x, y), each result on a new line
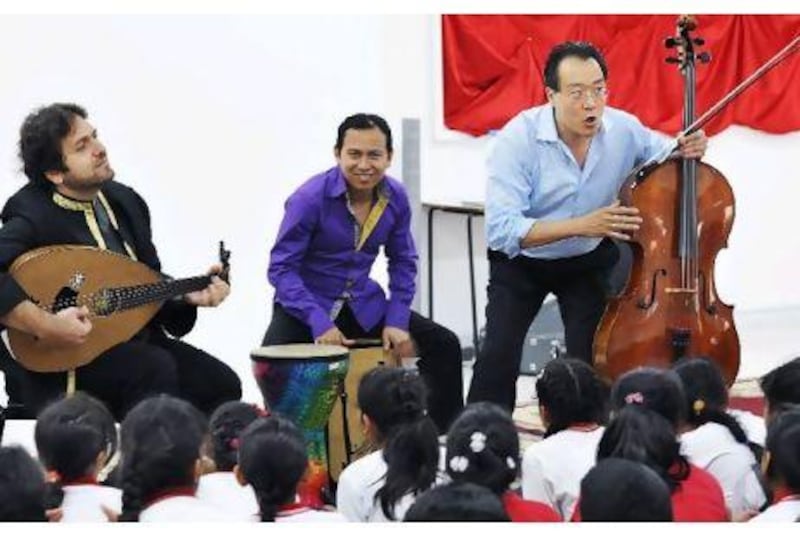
top-left (251, 343), bottom-right (349, 361)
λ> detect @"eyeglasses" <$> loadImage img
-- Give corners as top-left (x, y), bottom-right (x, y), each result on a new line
top-left (562, 86), bottom-right (609, 102)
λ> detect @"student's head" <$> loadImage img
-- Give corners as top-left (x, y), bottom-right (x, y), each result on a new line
top-left (19, 103), bottom-right (114, 195)
top-left (118, 395), bottom-right (207, 522)
top-left (760, 357), bottom-right (800, 422)
top-left (34, 393), bottom-right (118, 508)
top-left (536, 358), bottom-right (608, 437)
top-left (610, 367), bottom-right (687, 430)
top-left (404, 482), bottom-right (510, 522)
top-left (597, 405), bottom-right (688, 492)
top-left (235, 414), bottom-right (307, 522)
top-left (357, 367), bottom-right (439, 520)
top-left (543, 41), bottom-right (609, 143)
top-left (445, 402), bottom-right (519, 495)
top-left (0, 446), bottom-right (47, 521)
top-left (580, 458), bottom-right (673, 521)
top-left (333, 113), bottom-right (393, 196)
top-left (208, 401), bottom-right (266, 472)
top-left (763, 406), bottom-right (800, 494)
top-left (673, 357), bottom-right (747, 443)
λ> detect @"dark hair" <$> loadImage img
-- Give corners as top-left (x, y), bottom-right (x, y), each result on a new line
top-left (580, 458), bottom-right (673, 521)
top-left (597, 405), bottom-right (690, 492)
top-left (445, 402), bottom-right (518, 494)
top-left (237, 414), bottom-right (307, 522)
top-left (536, 358), bottom-right (608, 437)
top-left (0, 446), bottom-right (47, 521)
top-left (609, 367), bottom-right (687, 430)
top-left (761, 357), bottom-right (800, 419)
top-left (544, 41), bottom-right (609, 91)
top-left (404, 482), bottom-right (510, 522)
top-left (34, 393), bottom-right (118, 509)
top-left (19, 103), bottom-right (88, 188)
top-left (764, 407), bottom-right (800, 493)
top-left (673, 357), bottom-right (748, 444)
top-left (208, 402), bottom-right (264, 472)
top-left (357, 367), bottom-right (439, 520)
top-left (118, 395), bottom-right (207, 522)
top-left (334, 113), bottom-right (393, 154)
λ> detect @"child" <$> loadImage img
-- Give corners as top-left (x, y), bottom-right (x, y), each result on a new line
top-left (118, 394), bottom-right (230, 521)
top-left (0, 445), bottom-right (47, 521)
top-left (34, 392), bottom-right (121, 521)
top-left (405, 482), bottom-right (510, 522)
top-left (445, 402), bottom-right (559, 522)
top-left (235, 414), bottom-right (345, 522)
top-left (336, 367), bottom-right (441, 521)
top-left (750, 407), bottom-right (800, 522)
top-left (521, 358), bottom-right (607, 518)
top-left (195, 401), bottom-right (263, 518)
top-left (579, 458), bottom-right (672, 521)
top-left (673, 357), bottom-right (767, 516)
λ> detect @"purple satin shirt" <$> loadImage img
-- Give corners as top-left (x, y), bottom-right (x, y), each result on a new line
top-left (268, 166), bottom-right (418, 338)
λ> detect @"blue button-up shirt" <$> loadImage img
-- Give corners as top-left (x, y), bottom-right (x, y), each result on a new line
top-left (268, 166), bottom-right (417, 338)
top-left (486, 105), bottom-right (670, 259)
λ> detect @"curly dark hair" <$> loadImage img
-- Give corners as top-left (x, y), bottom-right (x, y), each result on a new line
top-left (18, 103), bottom-right (88, 189)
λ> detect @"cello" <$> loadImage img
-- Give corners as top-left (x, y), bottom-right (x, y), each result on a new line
top-left (593, 16), bottom-right (799, 386)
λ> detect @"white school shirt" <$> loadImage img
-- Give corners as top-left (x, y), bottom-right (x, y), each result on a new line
top-left (138, 495), bottom-right (233, 522)
top-left (60, 484), bottom-right (122, 522)
top-left (749, 498), bottom-right (800, 522)
top-left (521, 426), bottom-right (604, 520)
top-left (195, 471), bottom-right (259, 520)
top-left (680, 421), bottom-right (767, 515)
top-left (336, 449), bottom-right (444, 522)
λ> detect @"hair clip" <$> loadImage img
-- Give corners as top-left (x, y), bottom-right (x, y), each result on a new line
top-left (469, 431), bottom-right (487, 453)
top-left (449, 455), bottom-right (469, 473)
top-left (692, 399), bottom-right (706, 415)
top-left (229, 437), bottom-right (240, 451)
top-left (46, 470), bottom-right (61, 483)
top-left (506, 457), bottom-right (516, 470)
top-left (252, 404), bottom-right (270, 418)
top-left (624, 392), bottom-right (645, 405)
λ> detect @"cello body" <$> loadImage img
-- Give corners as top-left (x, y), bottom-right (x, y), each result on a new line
top-left (593, 159), bottom-right (740, 385)
top-left (593, 16), bottom-right (742, 386)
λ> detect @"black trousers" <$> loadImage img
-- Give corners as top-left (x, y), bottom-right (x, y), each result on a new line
top-left (12, 328), bottom-right (241, 420)
top-left (263, 303), bottom-right (464, 433)
top-left (467, 239), bottom-right (619, 411)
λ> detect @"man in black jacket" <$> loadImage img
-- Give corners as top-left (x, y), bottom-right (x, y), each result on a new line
top-left (0, 103), bottom-right (241, 419)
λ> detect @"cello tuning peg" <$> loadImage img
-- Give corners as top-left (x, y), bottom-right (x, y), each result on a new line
top-left (693, 37), bottom-right (705, 46)
top-left (698, 52), bottom-right (712, 63)
top-left (665, 57), bottom-right (681, 64)
top-left (664, 36), bottom-right (680, 48)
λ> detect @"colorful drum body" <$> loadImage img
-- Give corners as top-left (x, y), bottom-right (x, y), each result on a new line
top-left (251, 344), bottom-right (349, 507)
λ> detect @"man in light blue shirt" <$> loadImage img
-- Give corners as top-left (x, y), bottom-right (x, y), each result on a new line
top-left (468, 41), bottom-right (708, 410)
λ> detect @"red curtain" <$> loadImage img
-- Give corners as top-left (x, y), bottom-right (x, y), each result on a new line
top-left (442, 15), bottom-right (800, 136)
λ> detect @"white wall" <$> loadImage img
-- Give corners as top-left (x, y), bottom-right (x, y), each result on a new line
top-left (0, 14), bottom-right (797, 407)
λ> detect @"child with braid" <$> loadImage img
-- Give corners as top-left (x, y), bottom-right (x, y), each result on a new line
top-left (336, 366), bottom-right (443, 521)
top-left (520, 358), bottom-right (607, 518)
top-left (446, 402), bottom-right (559, 521)
top-left (589, 367), bottom-right (728, 521)
top-left (235, 414), bottom-right (345, 522)
top-left (195, 401), bottom-right (264, 518)
top-left (34, 393), bottom-right (120, 521)
top-left (673, 357), bottom-right (767, 517)
top-left (118, 395), bottom-right (230, 521)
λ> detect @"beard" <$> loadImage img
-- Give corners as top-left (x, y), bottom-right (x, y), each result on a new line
top-left (61, 166), bottom-right (115, 192)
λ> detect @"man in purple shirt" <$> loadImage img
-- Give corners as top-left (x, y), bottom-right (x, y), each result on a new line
top-left (263, 113), bottom-right (464, 432)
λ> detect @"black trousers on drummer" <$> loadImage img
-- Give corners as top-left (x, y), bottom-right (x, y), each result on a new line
top-left (467, 238), bottom-right (620, 412)
top-left (10, 328), bottom-right (242, 420)
top-left (263, 302), bottom-right (464, 433)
